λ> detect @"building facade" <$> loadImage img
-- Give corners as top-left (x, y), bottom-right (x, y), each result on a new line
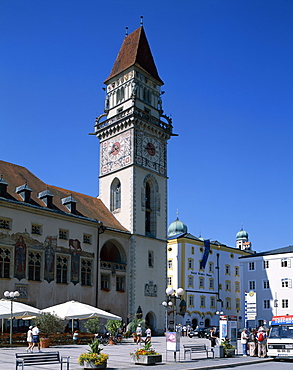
top-left (167, 219), bottom-right (252, 329)
top-left (0, 25), bottom-right (173, 334)
top-left (240, 246), bottom-right (293, 328)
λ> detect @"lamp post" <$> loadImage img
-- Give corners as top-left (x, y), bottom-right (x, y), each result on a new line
top-left (165, 287), bottom-right (185, 331)
top-left (3, 290), bottom-right (20, 346)
top-left (161, 300), bottom-right (173, 332)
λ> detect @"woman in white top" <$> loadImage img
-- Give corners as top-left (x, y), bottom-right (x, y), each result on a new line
top-left (26, 326), bottom-right (33, 352)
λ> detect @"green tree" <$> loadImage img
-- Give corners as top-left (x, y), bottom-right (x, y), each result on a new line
top-left (105, 319), bottom-right (122, 337)
top-left (34, 312), bottom-right (65, 338)
top-left (84, 318), bottom-right (100, 334)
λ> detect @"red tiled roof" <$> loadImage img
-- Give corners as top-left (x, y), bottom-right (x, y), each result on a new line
top-left (0, 160), bottom-right (128, 232)
top-left (104, 26), bottom-right (163, 85)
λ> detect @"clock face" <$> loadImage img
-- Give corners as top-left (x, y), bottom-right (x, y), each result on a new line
top-left (142, 136), bottom-right (160, 163)
top-left (136, 133), bottom-right (166, 175)
top-left (101, 133), bottom-right (131, 175)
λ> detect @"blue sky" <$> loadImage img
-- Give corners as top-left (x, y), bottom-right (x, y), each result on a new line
top-left (1, 0), bottom-right (292, 252)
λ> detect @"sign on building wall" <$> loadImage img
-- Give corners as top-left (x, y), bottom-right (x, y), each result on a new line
top-left (245, 291), bottom-right (257, 321)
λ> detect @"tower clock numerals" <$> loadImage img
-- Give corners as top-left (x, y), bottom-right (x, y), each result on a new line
top-left (145, 142), bottom-right (156, 156)
top-left (110, 142), bottom-right (121, 156)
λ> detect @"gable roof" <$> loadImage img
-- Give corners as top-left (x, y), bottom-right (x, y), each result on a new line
top-left (0, 160), bottom-right (128, 232)
top-left (104, 26), bottom-right (163, 85)
top-left (239, 245), bottom-right (293, 258)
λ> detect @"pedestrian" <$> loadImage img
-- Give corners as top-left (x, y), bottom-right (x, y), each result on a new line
top-left (182, 325), bottom-right (187, 336)
top-left (26, 326), bottom-right (33, 353)
top-left (248, 329), bottom-right (258, 356)
top-left (256, 327), bottom-right (267, 358)
top-left (209, 327), bottom-right (217, 351)
top-left (73, 330), bottom-right (79, 344)
top-left (136, 324), bottom-right (142, 344)
top-left (31, 324), bottom-right (41, 352)
top-left (241, 328), bottom-right (249, 356)
top-left (145, 326), bottom-right (152, 343)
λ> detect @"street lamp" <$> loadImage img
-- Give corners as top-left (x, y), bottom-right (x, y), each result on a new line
top-left (162, 300), bottom-right (173, 332)
top-left (3, 290), bottom-right (20, 346)
top-left (165, 287), bottom-right (185, 331)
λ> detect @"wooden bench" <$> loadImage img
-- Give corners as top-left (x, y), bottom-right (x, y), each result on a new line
top-left (183, 344), bottom-right (214, 360)
top-left (15, 351), bottom-right (70, 369)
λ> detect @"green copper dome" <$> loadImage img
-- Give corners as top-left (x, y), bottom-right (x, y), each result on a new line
top-left (236, 228), bottom-right (248, 240)
top-left (168, 217), bottom-right (188, 237)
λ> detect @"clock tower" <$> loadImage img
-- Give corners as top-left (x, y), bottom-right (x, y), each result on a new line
top-left (94, 26), bottom-right (174, 329)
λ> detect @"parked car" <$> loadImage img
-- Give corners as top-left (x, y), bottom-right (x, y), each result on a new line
top-left (188, 327), bottom-right (206, 338)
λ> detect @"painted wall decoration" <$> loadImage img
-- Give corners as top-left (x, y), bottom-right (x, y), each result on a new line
top-left (14, 235), bottom-right (26, 280)
top-left (44, 235), bottom-right (57, 283)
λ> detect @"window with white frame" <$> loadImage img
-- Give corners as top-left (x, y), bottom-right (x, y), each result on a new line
top-left (208, 262), bottom-right (214, 273)
top-left (167, 276), bottom-right (172, 286)
top-left (116, 275), bottom-right (125, 291)
top-left (0, 247), bottom-right (11, 278)
top-left (31, 223), bottom-right (42, 235)
top-left (28, 251), bottom-right (41, 281)
top-left (56, 255), bottom-right (69, 283)
top-left (263, 260), bottom-right (269, 269)
top-left (210, 296), bottom-right (216, 308)
top-left (188, 258), bottom-right (194, 269)
top-left (225, 264), bottom-right (231, 275)
top-left (0, 217), bottom-right (11, 230)
top-left (81, 259), bottom-right (92, 286)
top-left (101, 274), bottom-right (110, 290)
top-left (59, 229), bottom-right (69, 240)
top-left (282, 299), bottom-right (289, 309)
top-left (249, 280), bottom-right (256, 290)
top-left (263, 280), bottom-right (270, 289)
top-left (191, 246), bottom-right (194, 255)
top-left (226, 298), bottom-right (231, 310)
top-left (235, 281), bottom-right (240, 292)
top-left (249, 262), bottom-right (255, 271)
top-left (189, 295), bottom-right (194, 306)
top-left (263, 299), bottom-right (270, 309)
top-left (188, 275), bottom-right (194, 287)
top-left (168, 259), bottom-right (172, 269)
top-left (200, 296), bottom-right (206, 308)
top-left (281, 258), bottom-right (291, 268)
top-left (199, 277), bottom-right (204, 289)
top-left (83, 234), bottom-right (92, 245)
top-left (235, 266), bottom-right (239, 276)
top-left (209, 278), bottom-right (214, 290)
top-left (225, 280), bottom-right (231, 291)
top-left (281, 278), bottom-right (292, 288)
top-left (236, 298), bottom-right (240, 310)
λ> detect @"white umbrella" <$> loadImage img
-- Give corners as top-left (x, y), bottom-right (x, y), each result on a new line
top-left (0, 299), bottom-right (41, 319)
top-left (42, 300), bottom-right (122, 321)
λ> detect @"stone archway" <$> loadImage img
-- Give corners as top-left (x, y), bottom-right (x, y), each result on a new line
top-left (192, 318), bottom-right (198, 329)
top-left (145, 311), bottom-right (156, 333)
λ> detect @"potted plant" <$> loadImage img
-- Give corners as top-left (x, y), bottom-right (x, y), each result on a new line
top-left (130, 341), bottom-right (162, 365)
top-left (105, 319), bottom-right (122, 345)
top-left (221, 338), bottom-right (235, 357)
top-left (34, 312), bottom-right (64, 348)
top-left (78, 339), bottom-right (109, 369)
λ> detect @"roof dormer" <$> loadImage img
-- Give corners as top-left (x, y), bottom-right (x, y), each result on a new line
top-left (0, 175), bottom-right (8, 197)
top-left (15, 183), bottom-right (32, 203)
top-left (38, 189), bottom-right (54, 208)
top-left (61, 195), bottom-right (77, 214)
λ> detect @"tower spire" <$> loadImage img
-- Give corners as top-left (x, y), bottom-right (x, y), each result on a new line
top-left (140, 16), bottom-right (144, 26)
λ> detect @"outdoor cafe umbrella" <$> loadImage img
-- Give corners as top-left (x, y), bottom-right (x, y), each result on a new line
top-left (0, 299), bottom-right (41, 319)
top-left (42, 300), bottom-right (121, 326)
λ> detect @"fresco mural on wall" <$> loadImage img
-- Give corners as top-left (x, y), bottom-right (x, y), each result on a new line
top-left (14, 235), bottom-right (27, 279)
top-left (44, 235), bottom-right (57, 283)
top-left (70, 238), bottom-right (82, 284)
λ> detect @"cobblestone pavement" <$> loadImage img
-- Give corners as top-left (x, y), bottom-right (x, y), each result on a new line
top-left (2, 336), bottom-right (273, 369)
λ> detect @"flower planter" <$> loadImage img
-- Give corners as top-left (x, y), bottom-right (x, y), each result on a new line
top-left (40, 338), bottom-right (50, 348)
top-left (131, 354), bottom-right (162, 365)
top-left (83, 361), bottom-right (107, 369)
top-left (224, 348), bottom-right (235, 357)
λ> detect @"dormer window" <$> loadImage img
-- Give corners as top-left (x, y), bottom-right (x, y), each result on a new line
top-left (15, 183), bottom-right (32, 202)
top-left (38, 189), bottom-right (54, 208)
top-left (0, 176), bottom-right (8, 197)
top-left (61, 195), bottom-right (77, 214)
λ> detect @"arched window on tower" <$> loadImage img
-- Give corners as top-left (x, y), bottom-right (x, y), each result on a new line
top-left (144, 176), bottom-right (158, 237)
top-left (110, 178), bottom-right (121, 212)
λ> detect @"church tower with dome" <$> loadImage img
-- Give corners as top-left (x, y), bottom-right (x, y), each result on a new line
top-left (236, 227), bottom-right (252, 250)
